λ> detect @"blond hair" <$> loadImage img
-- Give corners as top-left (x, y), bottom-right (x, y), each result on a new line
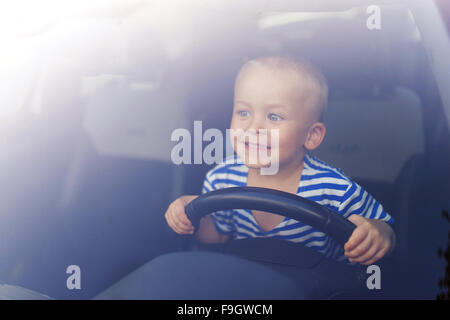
top-left (236, 55), bottom-right (328, 122)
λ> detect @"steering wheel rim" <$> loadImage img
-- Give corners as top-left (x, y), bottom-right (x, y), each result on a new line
top-left (185, 187), bottom-right (356, 247)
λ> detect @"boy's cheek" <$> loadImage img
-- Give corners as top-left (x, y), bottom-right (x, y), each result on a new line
top-left (230, 118), bottom-right (247, 132)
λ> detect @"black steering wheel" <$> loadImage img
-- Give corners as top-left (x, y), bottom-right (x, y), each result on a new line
top-left (185, 186), bottom-right (356, 247)
top-left (91, 187), bottom-right (362, 300)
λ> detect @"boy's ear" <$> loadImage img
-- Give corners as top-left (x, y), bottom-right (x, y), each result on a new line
top-left (304, 122), bottom-right (326, 151)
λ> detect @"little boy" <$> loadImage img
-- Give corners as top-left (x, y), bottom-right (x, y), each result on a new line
top-left (165, 55), bottom-right (396, 265)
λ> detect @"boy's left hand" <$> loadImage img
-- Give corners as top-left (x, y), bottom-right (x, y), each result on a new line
top-left (344, 214), bottom-right (395, 265)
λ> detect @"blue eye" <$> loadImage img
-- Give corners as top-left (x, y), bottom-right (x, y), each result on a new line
top-left (237, 110), bottom-right (250, 117)
top-left (268, 113), bottom-right (282, 121)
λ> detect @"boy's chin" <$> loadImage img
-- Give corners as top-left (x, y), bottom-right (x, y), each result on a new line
top-left (235, 150), bottom-right (276, 169)
top-left (244, 162), bottom-right (266, 169)
top-left (241, 159), bottom-right (273, 170)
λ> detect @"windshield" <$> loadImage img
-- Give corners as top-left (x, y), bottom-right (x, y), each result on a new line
top-left (0, 0), bottom-right (449, 300)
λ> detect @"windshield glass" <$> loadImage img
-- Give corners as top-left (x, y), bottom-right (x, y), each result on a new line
top-left (0, 0), bottom-right (449, 300)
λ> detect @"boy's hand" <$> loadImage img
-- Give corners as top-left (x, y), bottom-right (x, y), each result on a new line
top-left (165, 195), bottom-right (198, 235)
top-left (344, 214), bottom-right (395, 265)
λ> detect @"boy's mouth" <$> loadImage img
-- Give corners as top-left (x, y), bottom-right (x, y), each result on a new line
top-left (244, 141), bottom-right (271, 151)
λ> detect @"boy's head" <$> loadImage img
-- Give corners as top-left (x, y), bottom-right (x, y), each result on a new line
top-left (230, 55), bottom-right (328, 170)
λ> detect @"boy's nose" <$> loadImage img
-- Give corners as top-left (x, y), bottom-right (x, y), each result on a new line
top-left (248, 114), bottom-right (267, 132)
top-left (245, 116), bottom-right (270, 143)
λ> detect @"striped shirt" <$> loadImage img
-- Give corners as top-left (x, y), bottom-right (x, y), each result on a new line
top-left (201, 153), bottom-right (394, 263)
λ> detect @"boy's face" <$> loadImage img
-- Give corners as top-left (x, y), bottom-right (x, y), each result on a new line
top-left (230, 65), bottom-right (320, 170)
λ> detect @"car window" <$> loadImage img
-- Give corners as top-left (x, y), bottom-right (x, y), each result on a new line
top-left (0, 0), bottom-right (449, 300)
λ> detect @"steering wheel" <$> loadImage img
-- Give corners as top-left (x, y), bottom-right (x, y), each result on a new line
top-left (185, 186), bottom-right (356, 247)
top-left (93, 187), bottom-right (361, 300)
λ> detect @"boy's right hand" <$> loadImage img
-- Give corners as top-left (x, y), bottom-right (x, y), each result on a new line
top-left (165, 195), bottom-right (198, 235)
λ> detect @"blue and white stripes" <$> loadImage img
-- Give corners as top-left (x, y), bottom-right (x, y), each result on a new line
top-left (201, 153), bottom-right (394, 262)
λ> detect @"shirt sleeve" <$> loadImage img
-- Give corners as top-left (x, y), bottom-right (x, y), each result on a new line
top-left (338, 181), bottom-right (395, 225)
top-left (201, 169), bottom-right (236, 235)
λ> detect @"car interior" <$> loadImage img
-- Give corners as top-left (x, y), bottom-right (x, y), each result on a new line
top-left (0, 0), bottom-right (449, 299)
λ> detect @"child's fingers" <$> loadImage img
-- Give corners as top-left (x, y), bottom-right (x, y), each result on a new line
top-left (358, 246), bottom-right (383, 265)
top-left (170, 215), bottom-right (193, 234)
top-left (172, 216), bottom-right (193, 234)
top-left (171, 200), bottom-right (193, 226)
top-left (345, 235), bottom-right (373, 259)
top-left (177, 207), bottom-right (193, 226)
top-left (166, 209), bottom-right (193, 234)
top-left (164, 208), bottom-right (173, 227)
top-left (344, 224), bottom-right (369, 252)
top-left (165, 211), bottom-right (180, 233)
top-left (166, 214), bottom-right (180, 233)
top-left (164, 198), bottom-right (196, 235)
top-left (349, 242), bottom-right (379, 264)
top-left (360, 246), bottom-right (389, 266)
top-left (172, 211), bottom-right (194, 231)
